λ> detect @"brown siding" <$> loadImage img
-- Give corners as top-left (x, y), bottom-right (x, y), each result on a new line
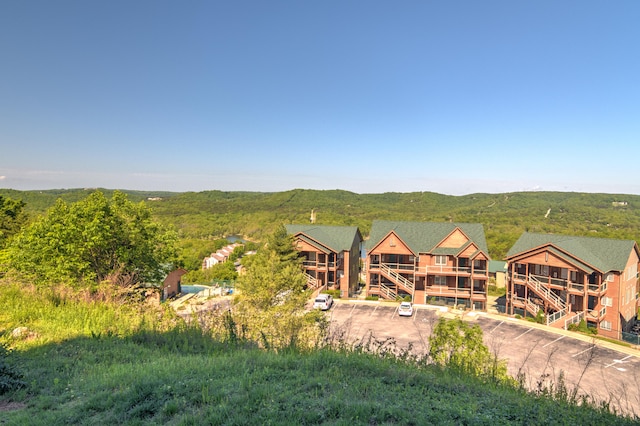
top-left (370, 232), bottom-right (413, 256)
top-left (460, 243), bottom-right (479, 257)
top-left (295, 239), bottom-right (326, 253)
top-left (440, 229), bottom-right (468, 248)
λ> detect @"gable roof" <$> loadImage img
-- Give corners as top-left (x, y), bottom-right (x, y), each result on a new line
top-left (285, 224), bottom-right (362, 253)
top-left (505, 232), bottom-right (638, 273)
top-left (366, 220), bottom-right (489, 255)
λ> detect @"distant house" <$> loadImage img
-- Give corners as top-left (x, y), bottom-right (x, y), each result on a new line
top-left (286, 224), bottom-right (363, 298)
top-left (505, 232), bottom-right (640, 339)
top-left (365, 220), bottom-right (490, 310)
top-left (489, 260), bottom-right (507, 288)
top-left (202, 243), bottom-right (242, 269)
top-left (162, 268), bottom-right (188, 301)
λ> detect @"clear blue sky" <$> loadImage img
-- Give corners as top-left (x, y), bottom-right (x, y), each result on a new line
top-left (1, 1), bottom-right (639, 195)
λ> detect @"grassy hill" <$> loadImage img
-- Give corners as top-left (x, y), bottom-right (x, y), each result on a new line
top-left (1, 283), bottom-right (636, 425)
top-left (3, 188), bottom-right (640, 260)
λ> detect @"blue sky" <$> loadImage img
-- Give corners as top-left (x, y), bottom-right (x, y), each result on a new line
top-left (1, 1), bottom-right (639, 195)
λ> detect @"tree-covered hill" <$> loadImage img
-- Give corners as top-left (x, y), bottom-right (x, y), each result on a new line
top-left (2, 188), bottom-right (640, 259)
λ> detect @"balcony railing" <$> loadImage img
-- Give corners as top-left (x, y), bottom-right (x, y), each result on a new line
top-left (586, 306), bottom-right (607, 321)
top-left (513, 273), bottom-right (608, 294)
top-left (512, 295), bottom-right (540, 316)
top-left (588, 282), bottom-right (607, 294)
top-left (547, 309), bottom-right (567, 326)
top-left (567, 282), bottom-right (584, 292)
top-left (564, 311), bottom-right (585, 329)
top-left (369, 262), bottom-right (414, 271)
top-left (303, 260), bottom-right (340, 269)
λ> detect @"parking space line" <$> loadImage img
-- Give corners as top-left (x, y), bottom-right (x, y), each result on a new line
top-left (370, 305), bottom-right (378, 316)
top-left (413, 307), bottom-right (418, 322)
top-left (349, 304), bottom-right (357, 316)
top-left (572, 345), bottom-right (596, 358)
top-left (514, 328), bottom-right (533, 340)
top-left (542, 336), bottom-right (565, 348)
top-left (605, 355), bottom-right (633, 369)
top-left (489, 321), bottom-right (504, 333)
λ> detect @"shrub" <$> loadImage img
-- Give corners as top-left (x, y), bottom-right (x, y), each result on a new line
top-left (322, 289), bottom-right (341, 299)
top-left (0, 343), bottom-right (25, 394)
top-left (568, 320), bottom-right (597, 335)
top-left (365, 295), bottom-right (379, 301)
top-left (428, 317), bottom-right (512, 383)
top-left (488, 284), bottom-right (506, 297)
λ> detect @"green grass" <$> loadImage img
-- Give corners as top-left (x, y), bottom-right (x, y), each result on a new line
top-left (1, 283), bottom-right (638, 425)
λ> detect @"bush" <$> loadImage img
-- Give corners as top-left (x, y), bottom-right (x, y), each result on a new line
top-left (567, 319), bottom-right (597, 335)
top-left (488, 284), bottom-right (506, 297)
top-left (0, 343), bottom-right (25, 394)
top-left (365, 295), bottom-right (379, 301)
top-left (322, 289), bottom-right (341, 299)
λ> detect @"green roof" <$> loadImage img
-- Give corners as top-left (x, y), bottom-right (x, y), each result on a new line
top-left (285, 224), bottom-right (362, 253)
top-left (506, 232), bottom-right (638, 273)
top-left (366, 220), bottom-right (489, 256)
top-left (488, 260), bottom-right (507, 274)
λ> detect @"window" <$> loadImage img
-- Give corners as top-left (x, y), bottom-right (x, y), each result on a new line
top-left (601, 321), bottom-right (612, 331)
top-left (601, 296), bottom-right (613, 307)
top-left (434, 276), bottom-right (447, 286)
top-left (435, 255), bottom-right (447, 266)
top-left (626, 264), bottom-right (638, 281)
top-left (604, 272), bottom-right (614, 282)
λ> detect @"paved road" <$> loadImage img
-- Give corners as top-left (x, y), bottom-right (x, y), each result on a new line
top-left (327, 300), bottom-right (640, 417)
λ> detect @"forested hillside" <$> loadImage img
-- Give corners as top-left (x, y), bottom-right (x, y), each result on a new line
top-left (2, 188), bottom-right (639, 260)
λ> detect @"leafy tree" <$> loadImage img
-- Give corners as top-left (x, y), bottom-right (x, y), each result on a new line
top-left (0, 195), bottom-right (27, 249)
top-left (232, 227), bottom-right (324, 349)
top-left (429, 317), bottom-right (511, 383)
top-left (266, 224), bottom-right (301, 263)
top-left (6, 191), bottom-right (178, 287)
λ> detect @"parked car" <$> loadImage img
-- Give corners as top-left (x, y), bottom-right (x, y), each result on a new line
top-left (313, 294), bottom-right (333, 311)
top-left (398, 301), bottom-right (413, 317)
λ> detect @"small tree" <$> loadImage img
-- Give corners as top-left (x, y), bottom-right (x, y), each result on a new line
top-left (232, 226), bottom-right (324, 349)
top-left (429, 317), bottom-right (511, 383)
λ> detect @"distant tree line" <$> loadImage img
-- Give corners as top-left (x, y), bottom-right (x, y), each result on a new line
top-left (2, 188), bottom-right (640, 266)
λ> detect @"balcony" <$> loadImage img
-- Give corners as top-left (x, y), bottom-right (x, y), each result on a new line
top-left (567, 282), bottom-right (585, 292)
top-left (416, 265), bottom-right (488, 276)
top-left (425, 285), bottom-right (485, 300)
top-left (368, 261), bottom-right (414, 272)
top-left (513, 273), bottom-right (606, 295)
top-left (303, 260), bottom-right (341, 270)
top-left (587, 282), bottom-right (608, 295)
top-left (586, 306), bottom-right (607, 321)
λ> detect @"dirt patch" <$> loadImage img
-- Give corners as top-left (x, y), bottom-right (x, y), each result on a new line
top-left (0, 400), bottom-right (27, 412)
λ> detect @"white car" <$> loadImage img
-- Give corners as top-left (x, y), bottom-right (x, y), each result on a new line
top-left (313, 294), bottom-right (333, 311)
top-left (398, 301), bottom-right (413, 317)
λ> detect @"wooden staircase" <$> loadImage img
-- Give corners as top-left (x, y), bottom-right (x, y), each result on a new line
top-left (379, 264), bottom-right (415, 294)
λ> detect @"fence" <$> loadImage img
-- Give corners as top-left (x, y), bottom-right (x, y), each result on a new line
top-left (621, 331), bottom-right (640, 346)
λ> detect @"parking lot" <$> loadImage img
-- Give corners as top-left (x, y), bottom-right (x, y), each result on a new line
top-left (327, 300), bottom-right (640, 417)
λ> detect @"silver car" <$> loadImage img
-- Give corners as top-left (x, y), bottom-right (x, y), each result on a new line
top-left (398, 301), bottom-right (413, 317)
